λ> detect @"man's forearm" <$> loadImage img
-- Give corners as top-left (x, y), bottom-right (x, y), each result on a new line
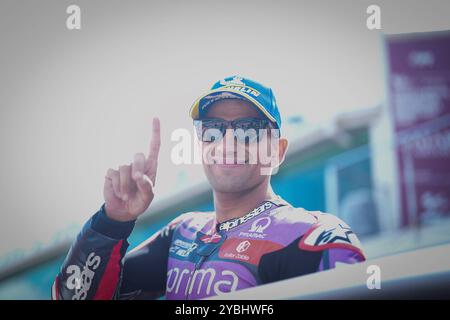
top-left (52, 205), bottom-right (134, 300)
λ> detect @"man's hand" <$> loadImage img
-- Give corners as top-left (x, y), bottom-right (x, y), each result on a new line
top-left (103, 117), bottom-right (161, 222)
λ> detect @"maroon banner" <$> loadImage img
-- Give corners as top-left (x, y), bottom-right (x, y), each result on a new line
top-left (386, 31), bottom-right (450, 226)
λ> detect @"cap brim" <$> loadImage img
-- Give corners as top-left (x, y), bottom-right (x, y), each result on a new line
top-left (189, 88), bottom-right (277, 124)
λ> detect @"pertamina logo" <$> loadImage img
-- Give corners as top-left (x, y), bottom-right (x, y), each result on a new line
top-left (166, 267), bottom-right (239, 297)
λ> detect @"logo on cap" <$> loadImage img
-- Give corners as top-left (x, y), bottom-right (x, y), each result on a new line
top-left (220, 76), bottom-right (245, 86)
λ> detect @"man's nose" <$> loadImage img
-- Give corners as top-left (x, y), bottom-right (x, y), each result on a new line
top-left (215, 128), bottom-right (236, 155)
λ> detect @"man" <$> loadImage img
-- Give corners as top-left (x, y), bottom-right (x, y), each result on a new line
top-left (52, 76), bottom-right (365, 300)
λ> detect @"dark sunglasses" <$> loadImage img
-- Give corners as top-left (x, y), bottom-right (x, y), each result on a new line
top-left (193, 117), bottom-right (278, 143)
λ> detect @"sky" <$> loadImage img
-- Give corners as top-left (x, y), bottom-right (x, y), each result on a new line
top-left (0, 0), bottom-right (450, 264)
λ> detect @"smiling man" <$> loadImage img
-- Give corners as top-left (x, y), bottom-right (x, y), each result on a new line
top-left (52, 76), bottom-right (365, 300)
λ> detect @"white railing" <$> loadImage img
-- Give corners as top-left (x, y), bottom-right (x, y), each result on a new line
top-left (209, 243), bottom-right (450, 299)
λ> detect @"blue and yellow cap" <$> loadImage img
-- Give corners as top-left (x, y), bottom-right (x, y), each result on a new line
top-left (189, 76), bottom-right (282, 129)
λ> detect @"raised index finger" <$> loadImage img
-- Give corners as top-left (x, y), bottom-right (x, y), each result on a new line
top-left (145, 117), bottom-right (161, 184)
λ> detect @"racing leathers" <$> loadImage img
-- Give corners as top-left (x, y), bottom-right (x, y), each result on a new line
top-left (52, 196), bottom-right (365, 300)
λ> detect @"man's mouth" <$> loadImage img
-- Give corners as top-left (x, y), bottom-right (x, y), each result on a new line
top-left (212, 157), bottom-right (249, 165)
top-left (215, 163), bottom-right (246, 168)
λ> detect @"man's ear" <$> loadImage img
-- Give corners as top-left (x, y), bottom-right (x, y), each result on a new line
top-left (278, 138), bottom-right (288, 166)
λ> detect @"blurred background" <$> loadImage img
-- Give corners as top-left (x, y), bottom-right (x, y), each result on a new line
top-left (0, 0), bottom-right (449, 299)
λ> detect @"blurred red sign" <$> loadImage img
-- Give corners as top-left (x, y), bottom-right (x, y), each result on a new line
top-left (386, 32), bottom-right (450, 226)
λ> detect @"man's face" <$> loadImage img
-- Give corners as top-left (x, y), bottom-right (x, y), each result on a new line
top-left (198, 99), bottom-right (287, 193)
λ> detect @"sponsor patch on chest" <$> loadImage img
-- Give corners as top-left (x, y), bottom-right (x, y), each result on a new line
top-left (218, 238), bottom-right (283, 265)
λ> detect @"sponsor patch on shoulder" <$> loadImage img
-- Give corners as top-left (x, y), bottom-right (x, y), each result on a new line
top-left (298, 214), bottom-right (364, 257)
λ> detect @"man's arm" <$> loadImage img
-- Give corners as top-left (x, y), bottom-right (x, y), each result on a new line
top-left (52, 117), bottom-right (164, 299)
top-left (258, 214), bottom-right (365, 284)
top-left (52, 205), bottom-right (133, 300)
top-left (52, 205), bottom-right (179, 300)
top-left (118, 215), bottom-right (181, 299)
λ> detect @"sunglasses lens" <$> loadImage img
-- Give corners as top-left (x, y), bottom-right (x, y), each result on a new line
top-left (203, 128), bottom-right (223, 142)
top-left (194, 120), bottom-right (225, 142)
top-left (195, 118), bottom-right (273, 143)
top-left (234, 128), bottom-right (259, 143)
top-left (234, 119), bottom-right (269, 143)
